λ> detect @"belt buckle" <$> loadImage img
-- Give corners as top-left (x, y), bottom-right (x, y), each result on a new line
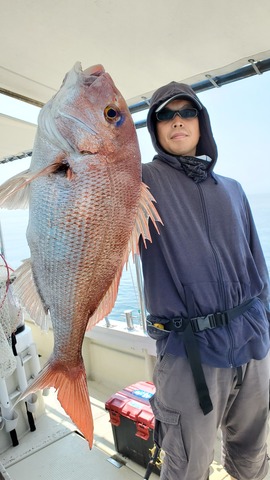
top-left (193, 314), bottom-right (215, 332)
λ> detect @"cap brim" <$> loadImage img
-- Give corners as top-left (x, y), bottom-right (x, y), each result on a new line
top-left (155, 94), bottom-right (202, 112)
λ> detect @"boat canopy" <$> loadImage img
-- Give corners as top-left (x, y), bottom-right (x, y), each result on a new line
top-left (1, 0), bottom-right (270, 161)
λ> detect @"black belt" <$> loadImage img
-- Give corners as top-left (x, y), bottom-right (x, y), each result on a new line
top-left (147, 298), bottom-right (256, 334)
top-left (148, 297), bottom-right (257, 416)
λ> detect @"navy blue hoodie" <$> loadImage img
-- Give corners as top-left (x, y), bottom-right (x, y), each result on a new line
top-left (141, 81), bottom-right (270, 367)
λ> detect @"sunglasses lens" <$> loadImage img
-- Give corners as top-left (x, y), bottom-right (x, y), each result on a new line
top-left (156, 107), bottom-right (198, 121)
top-left (156, 109), bottom-right (175, 121)
top-left (180, 108), bottom-right (198, 119)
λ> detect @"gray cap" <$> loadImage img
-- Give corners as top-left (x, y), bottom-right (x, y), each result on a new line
top-left (155, 93), bottom-right (203, 113)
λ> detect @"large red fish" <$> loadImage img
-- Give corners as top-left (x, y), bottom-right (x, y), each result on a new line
top-left (0, 63), bottom-right (162, 447)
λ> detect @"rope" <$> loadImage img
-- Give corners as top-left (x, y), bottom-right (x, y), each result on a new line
top-left (0, 150), bottom-right (32, 165)
top-left (0, 255), bottom-right (22, 379)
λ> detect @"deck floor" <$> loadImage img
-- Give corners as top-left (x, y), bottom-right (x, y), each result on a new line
top-left (0, 381), bottom-right (269, 480)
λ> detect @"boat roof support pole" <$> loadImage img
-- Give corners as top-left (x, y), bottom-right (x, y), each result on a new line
top-left (134, 254), bottom-right (147, 333)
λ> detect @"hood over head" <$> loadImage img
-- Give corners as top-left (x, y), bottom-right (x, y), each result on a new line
top-left (147, 81), bottom-right (218, 171)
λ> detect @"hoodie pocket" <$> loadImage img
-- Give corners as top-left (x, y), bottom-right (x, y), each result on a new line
top-left (150, 395), bottom-right (188, 463)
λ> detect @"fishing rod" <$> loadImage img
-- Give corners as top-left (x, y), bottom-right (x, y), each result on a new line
top-left (12, 332), bottom-right (37, 433)
top-left (0, 377), bottom-right (19, 447)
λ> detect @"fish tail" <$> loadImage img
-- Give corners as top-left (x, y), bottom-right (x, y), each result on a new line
top-left (14, 359), bottom-right (94, 448)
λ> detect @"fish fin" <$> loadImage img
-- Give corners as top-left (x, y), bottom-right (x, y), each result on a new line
top-left (15, 359), bottom-right (94, 448)
top-left (13, 260), bottom-right (50, 330)
top-left (0, 164), bottom-right (64, 209)
top-left (86, 262), bottom-right (124, 330)
top-left (129, 182), bottom-right (163, 255)
top-left (0, 169), bottom-right (32, 209)
top-left (86, 182), bottom-right (162, 330)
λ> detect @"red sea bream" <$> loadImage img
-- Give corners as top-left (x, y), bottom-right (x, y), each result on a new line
top-left (0, 63), bottom-right (162, 447)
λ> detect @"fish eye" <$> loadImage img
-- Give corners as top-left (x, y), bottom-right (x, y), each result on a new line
top-left (104, 105), bottom-right (122, 123)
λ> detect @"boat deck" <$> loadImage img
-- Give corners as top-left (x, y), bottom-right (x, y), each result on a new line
top-left (0, 380), bottom-right (237, 480)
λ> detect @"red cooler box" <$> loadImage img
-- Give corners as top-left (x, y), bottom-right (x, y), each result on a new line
top-left (105, 381), bottom-right (157, 469)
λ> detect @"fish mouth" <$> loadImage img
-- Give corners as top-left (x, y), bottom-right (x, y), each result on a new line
top-left (82, 64), bottom-right (105, 86)
top-left (83, 64), bottom-right (105, 76)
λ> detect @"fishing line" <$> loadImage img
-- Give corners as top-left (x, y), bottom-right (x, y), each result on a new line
top-left (0, 254), bottom-right (12, 311)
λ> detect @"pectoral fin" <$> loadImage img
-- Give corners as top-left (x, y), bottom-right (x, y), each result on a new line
top-left (0, 169), bottom-right (32, 209)
top-left (0, 163), bottom-right (65, 209)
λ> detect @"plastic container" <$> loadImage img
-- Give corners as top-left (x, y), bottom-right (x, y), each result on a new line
top-left (105, 381), bottom-right (159, 471)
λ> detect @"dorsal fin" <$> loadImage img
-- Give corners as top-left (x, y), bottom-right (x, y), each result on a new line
top-left (86, 181), bottom-right (163, 330)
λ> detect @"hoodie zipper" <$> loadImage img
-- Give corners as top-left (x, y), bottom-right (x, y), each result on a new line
top-left (197, 183), bottom-right (235, 365)
top-left (197, 183), bottom-right (226, 304)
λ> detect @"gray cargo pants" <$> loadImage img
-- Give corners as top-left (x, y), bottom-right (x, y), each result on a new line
top-left (150, 352), bottom-right (270, 480)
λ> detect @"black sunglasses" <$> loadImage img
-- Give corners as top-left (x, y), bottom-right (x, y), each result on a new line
top-left (156, 107), bottom-right (199, 122)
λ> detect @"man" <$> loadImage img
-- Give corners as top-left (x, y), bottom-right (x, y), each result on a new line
top-left (140, 81), bottom-right (270, 480)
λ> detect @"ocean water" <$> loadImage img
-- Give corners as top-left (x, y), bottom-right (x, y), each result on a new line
top-left (0, 193), bottom-right (269, 323)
